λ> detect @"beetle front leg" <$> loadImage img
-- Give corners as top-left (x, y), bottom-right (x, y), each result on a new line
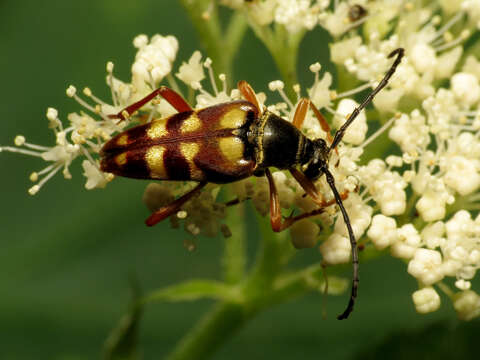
top-left (309, 101), bottom-right (334, 145)
top-left (145, 181), bottom-right (207, 227)
top-left (238, 80), bottom-right (261, 113)
top-left (292, 98), bottom-right (310, 129)
top-left (289, 168), bottom-right (326, 206)
top-left (109, 86), bottom-right (192, 121)
top-left (266, 168), bottom-right (348, 232)
top-left (292, 99), bottom-right (334, 145)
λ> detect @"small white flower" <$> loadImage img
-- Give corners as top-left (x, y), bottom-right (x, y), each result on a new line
top-left (435, 46), bottom-right (462, 79)
top-left (453, 290), bottom-right (480, 321)
top-left (370, 170), bottom-right (407, 216)
top-left (451, 72), bottom-right (480, 107)
top-left (330, 37), bottom-right (362, 65)
top-left (456, 279), bottom-right (472, 291)
top-left (357, 159), bottom-right (386, 185)
top-left (319, 233), bottom-right (351, 265)
top-left (274, 0), bottom-right (318, 33)
top-left (408, 249), bottom-right (444, 285)
top-left (131, 34), bottom-right (178, 91)
top-left (318, 2), bottom-right (350, 37)
top-left (14, 135), bottom-right (26, 146)
top-left (373, 88), bottom-right (404, 113)
top-left (176, 51), bottom-right (205, 87)
top-left (46, 107), bottom-right (61, 128)
top-left (410, 42), bottom-right (437, 74)
top-left (421, 222), bottom-right (446, 249)
top-left (308, 71), bottom-right (332, 110)
top-left (388, 110), bottom-right (430, 153)
top-left (443, 155), bottom-right (480, 196)
top-left (391, 224), bottom-right (421, 259)
top-left (66, 85), bottom-right (76, 97)
top-left (412, 287), bottom-right (441, 314)
top-left (247, 0), bottom-right (276, 26)
top-left (333, 194), bottom-right (373, 239)
top-left (423, 89), bottom-right (459, 138)
top-left (82, 160), bottom-right (110, 189)
top-left (416, 190), bottom-right (447, 222)
top-left (367, 214), bottom-right (398, 250)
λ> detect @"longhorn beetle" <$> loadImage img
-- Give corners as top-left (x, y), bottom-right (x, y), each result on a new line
top-left (100, 48), bottom-right (405, 320)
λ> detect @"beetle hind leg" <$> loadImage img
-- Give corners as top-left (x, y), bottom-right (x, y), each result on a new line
top-left (108, 86), bottom-right (192, 121)
top-left (145, 181), bottom-right (207, 227)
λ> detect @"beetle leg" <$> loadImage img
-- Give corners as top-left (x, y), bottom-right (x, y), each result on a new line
top-left (292, 99), bottom-right (335, 147)
top-left (309, 101), bottom-right (335, 146)
top-left (265, 169), bottom-right (284, 232)
top-left (145, 181), bottom-right (207, 227)
top-left (292, 98), bottom-right (310, 128)
top-left (238, 80), bottom-right (261, 113)
top-left (289, 168), bottom-right (326, 206)
top-left (282, 193), bottom-right (348, 226)
top-left (266, 168), bottom-right (348, 231)
top-left (108, 86), bottom-right (192, 121)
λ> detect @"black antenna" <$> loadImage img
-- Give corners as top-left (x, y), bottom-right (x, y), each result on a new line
top-left (330, 48), bottom-right (405, 151)
top-left (328, 48), bottom-right (405, 320)
top-left (324, 168), bottom-right (358, 320)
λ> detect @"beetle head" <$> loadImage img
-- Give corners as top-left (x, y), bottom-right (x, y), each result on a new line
top-left (302, 138), bottom-right (330, 180)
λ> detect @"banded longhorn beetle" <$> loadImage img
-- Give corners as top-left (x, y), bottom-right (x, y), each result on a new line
top-left (100, 48), bottom-right (405, 319)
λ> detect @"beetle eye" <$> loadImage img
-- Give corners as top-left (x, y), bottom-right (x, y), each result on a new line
top-left (304, 161), bottom-right (322, 179)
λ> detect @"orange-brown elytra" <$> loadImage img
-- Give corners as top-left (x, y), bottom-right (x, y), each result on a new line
top-left (100, 48), bottom-right (405, 320)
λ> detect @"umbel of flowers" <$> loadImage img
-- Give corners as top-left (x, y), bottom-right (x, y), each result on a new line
top-left (2, 0), bottom-right (480, 324)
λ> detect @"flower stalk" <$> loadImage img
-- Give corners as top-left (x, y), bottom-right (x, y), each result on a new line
top-left (179, 0), bottom-right (248, 83)
top-left (249, 21), bottom-right (305, 102)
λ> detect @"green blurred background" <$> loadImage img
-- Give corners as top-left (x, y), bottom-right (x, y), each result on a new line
top-left (0, 1), bottom-right (477, 359)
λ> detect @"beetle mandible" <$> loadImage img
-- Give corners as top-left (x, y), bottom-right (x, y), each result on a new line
top-left (100, 48), bottom-right (405, 319)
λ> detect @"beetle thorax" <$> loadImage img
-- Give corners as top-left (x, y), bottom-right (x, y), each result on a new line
top-left (251, 112), bottom-right (307, 170)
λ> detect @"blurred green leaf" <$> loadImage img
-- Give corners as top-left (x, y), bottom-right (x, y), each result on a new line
top-left (143, 280), bottom-right (240, 304)
top-left (104, 280), bottom-right (142, 360)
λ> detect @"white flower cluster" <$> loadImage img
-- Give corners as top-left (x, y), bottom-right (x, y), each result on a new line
top-left (0, 34), bottom-right (179, 193)
top-left (221, 0), bottom-right (480, 40)
top-left (322, 0), bottom-right (480, 319)
top-left (222, 0), bottom-right (330, 33)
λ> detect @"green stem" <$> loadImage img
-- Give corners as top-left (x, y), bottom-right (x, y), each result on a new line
top-left (180, 0), bottom-right (248, 83)
top-left (222, 201), bottom-right (247, 284)
top-left (165, 302), bottom-right (250, 360)
top-left (249, 22), bottom-right (305, 102)
top-left (270, 25), bottom-right (304, 102)
top-left (243, 215), bottom-right (292, 300)
top-left (165, 216), bottom-right (292, 359)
